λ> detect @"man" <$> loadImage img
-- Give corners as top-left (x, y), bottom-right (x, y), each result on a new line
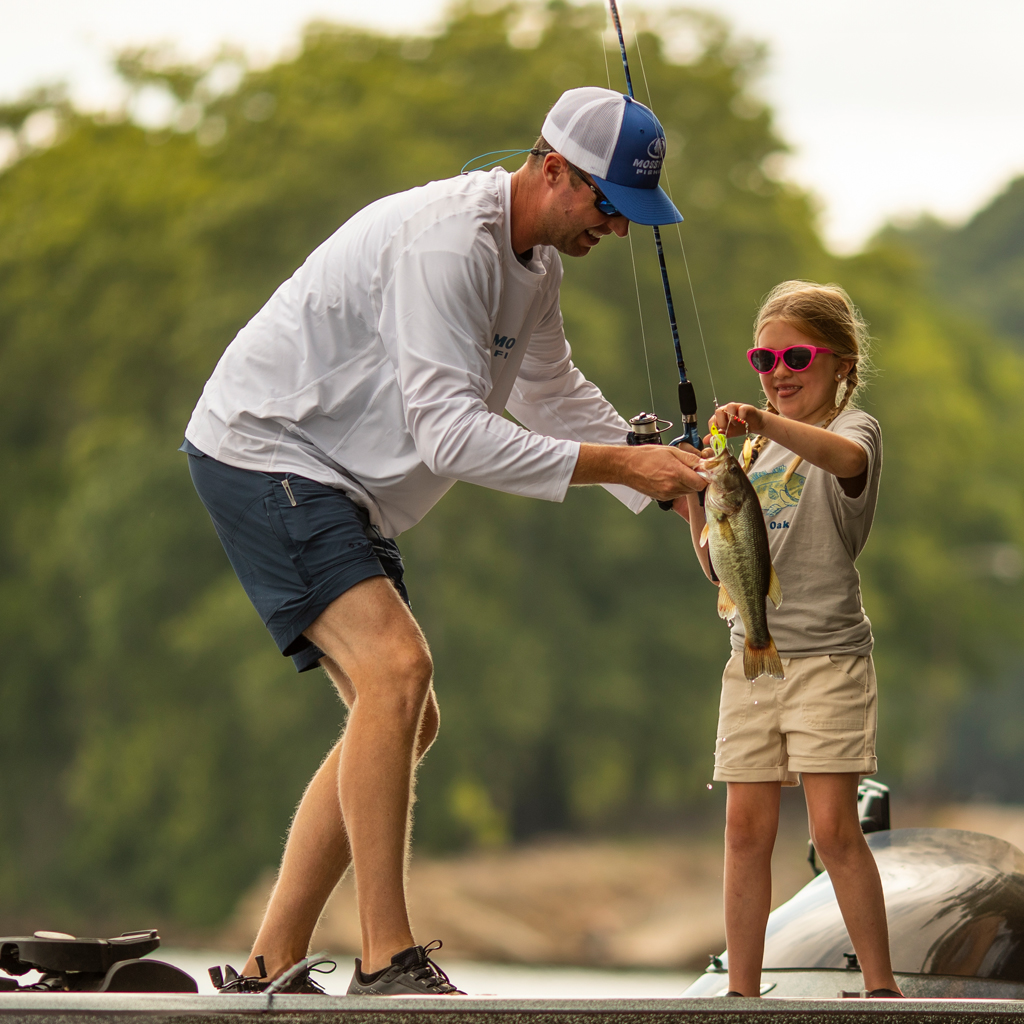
top-left (182, 86), bottom-right (704, 995)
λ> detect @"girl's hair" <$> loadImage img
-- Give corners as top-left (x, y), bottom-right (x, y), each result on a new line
top-left (747, 281), bottom-right (871, 470)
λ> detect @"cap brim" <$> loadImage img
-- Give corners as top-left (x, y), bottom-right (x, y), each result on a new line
top-left (592, 176), bottom-right (683, 226)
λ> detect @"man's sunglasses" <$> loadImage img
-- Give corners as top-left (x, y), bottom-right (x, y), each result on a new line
top-left (529, 149), bottom-right (623, 218)
top-left (747, 345), bottom-right (836, 374)
top-left (566, 161), bottom-right (622, 218)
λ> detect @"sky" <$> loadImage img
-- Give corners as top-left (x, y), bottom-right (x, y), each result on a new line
top-left (2, 0), bottom-right (1023, 252)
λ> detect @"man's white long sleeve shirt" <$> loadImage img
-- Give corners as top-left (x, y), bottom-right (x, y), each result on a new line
top-left (185, 168), bottom-right (648, 537)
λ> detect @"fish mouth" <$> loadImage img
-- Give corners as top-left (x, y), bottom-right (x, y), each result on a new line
top-left (697, 450), bottom-right (729, 473)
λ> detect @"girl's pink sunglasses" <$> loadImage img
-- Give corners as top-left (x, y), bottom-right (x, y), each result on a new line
top-left (747, 345), bottom-right (835, 374)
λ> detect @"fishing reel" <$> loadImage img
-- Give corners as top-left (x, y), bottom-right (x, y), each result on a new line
top-left (626, 412), bottom-right (677, 510)
top-left (626, 409), bottom-right (714, 536)
top-left (625, 411), bottom-right (672, 448)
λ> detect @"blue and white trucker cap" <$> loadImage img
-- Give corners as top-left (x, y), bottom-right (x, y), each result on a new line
top-left (541, 87), bottom-right (682, 226)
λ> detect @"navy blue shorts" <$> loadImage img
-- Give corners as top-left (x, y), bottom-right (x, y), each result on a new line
top-left (182, 440), bottom-right (409, 673)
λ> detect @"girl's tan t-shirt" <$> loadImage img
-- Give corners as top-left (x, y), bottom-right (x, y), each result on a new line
top-left (728, 409), bottom-right (882, 658)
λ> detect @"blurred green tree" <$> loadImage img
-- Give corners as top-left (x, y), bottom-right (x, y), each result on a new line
top-left (883, 176), bottom-right (1024, 350)
top-left (0, 2), bottom-right (1021, 932)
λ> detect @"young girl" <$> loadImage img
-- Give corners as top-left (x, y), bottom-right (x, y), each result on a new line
top-left (685, 280), bottom-right (901, 998)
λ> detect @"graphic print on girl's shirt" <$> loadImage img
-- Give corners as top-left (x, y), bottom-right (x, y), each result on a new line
top-left (749, 465), bottom-right (806, 528)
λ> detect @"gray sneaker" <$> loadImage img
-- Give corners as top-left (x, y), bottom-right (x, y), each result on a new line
top-left (347, 940), bottom-right (463, 995)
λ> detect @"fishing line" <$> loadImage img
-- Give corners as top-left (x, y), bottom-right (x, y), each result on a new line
top-left (603, 11), bottom-right (657, 418)
top-left (602, 20), bottom-right (613, 89)
top-left (632, 16), bottom-right (655, 109)
top-left (632, 29), bottom-right (720, 409)
top-left (628, 230), bottom-right (657, 415)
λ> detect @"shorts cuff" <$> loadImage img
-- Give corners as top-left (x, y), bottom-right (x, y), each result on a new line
top-left (713, 766), bottom-right (800, 786)
top-left (272, 562), bottom-right (387, 658)
top-left (788, 756), bottom-right (878, 775)
top-left (290, 641), bottom-right (327, 673)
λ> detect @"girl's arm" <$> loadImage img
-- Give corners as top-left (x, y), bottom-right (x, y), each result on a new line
top-left (670, 441), bottom-right (716, 582)
top-left (674, 493), bottom-right (715, 582)
top-left (711, 403), bottom-right (867, 481)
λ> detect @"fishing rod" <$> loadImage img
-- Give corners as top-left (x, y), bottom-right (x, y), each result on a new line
top-left (609, 0), bottom-right (706, 500)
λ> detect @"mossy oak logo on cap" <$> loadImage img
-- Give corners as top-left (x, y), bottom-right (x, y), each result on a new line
top-left (632, 134), bottom-right (665, 175)
top-left (647, 137), bottom-right (666, 160)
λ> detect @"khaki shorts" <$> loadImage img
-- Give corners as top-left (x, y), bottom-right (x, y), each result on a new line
top-left (713, 652), bottom-right (877, 785)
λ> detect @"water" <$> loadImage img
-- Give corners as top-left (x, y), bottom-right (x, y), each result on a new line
top-left (160, 949), bottom-right (698, 998)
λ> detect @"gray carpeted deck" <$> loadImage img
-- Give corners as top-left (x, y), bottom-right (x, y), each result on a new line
top-left (2, 994), bottom-right (1024, 1024)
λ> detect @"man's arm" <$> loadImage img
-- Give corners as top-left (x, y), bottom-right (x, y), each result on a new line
top-left (508, 275), bottom-right (685, 510)
top-left (392, 242), bottom-right (581, 503)
top-left (571, 443), bottom-right (705, 503)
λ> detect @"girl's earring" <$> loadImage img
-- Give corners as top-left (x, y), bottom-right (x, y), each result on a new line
top-left (835, 372), bottom-right (843, 381)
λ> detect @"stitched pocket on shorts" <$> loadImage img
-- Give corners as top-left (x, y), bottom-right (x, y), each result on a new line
top-left (271, 478), bottom-right (375, 580)
top-left (264, 496), bottom-right (314, 587)
top-left (717, 655), bottom-right (753, 738)
top-left (802, 655), bottom-right (868, 730)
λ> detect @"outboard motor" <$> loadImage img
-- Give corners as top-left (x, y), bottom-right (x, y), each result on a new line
top-left (686, 779), bottom-right (1024, 998)
top-left (0, 929), bottom-right (197, 992)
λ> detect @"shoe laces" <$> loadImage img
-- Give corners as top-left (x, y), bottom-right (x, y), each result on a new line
top-left (264, 953), bottom-right (336, 995)
top-left (212, 953), bottom-right (336, 994)
top-left (295, 956), bottom-right (335, 994)
top-left (213, 963), bottom-right (267, 993)
top-left (406, 940), bottom-right (458, 992)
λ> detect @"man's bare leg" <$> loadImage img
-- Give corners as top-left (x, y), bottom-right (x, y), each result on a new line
top-left (242, 684), bottom-right (439, 979)
top-left (241, 738), bottom-right (349, 979)
top-left (241, 577), bottom-right (439, 978)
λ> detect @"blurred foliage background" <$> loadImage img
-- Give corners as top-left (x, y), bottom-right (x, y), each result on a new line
top-left (0, 0), bottom-right (1022, 934)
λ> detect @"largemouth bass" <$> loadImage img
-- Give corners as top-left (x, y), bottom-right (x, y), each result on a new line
top-left (699, 445), bottom-right (784, 681)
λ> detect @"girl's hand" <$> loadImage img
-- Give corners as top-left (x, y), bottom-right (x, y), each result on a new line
top-left (707, 402), bottom-right (765, 441)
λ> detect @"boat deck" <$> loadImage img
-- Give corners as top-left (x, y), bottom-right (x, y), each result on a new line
top-left (2, 994), bottom-right (1024, 1024)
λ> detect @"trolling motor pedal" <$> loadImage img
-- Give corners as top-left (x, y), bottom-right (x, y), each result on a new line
top-left (0, 929), bottom-right (197, 992)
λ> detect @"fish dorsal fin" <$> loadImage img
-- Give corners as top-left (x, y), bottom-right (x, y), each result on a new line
top-left (700, 523), bottom-right (710, 548)
top-left (717, 582), bottom-right (737, 621)
top-left (768, 564), bottom-right (782, 609)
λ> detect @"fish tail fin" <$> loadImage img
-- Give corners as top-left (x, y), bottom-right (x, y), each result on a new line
top-left (744, 636), bottom-right (785, 681)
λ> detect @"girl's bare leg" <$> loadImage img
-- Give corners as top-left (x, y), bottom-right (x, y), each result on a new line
top-left (803, 773), bottom-right (900, 994)
top-left (723, 781), bottom-right (781, 996)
